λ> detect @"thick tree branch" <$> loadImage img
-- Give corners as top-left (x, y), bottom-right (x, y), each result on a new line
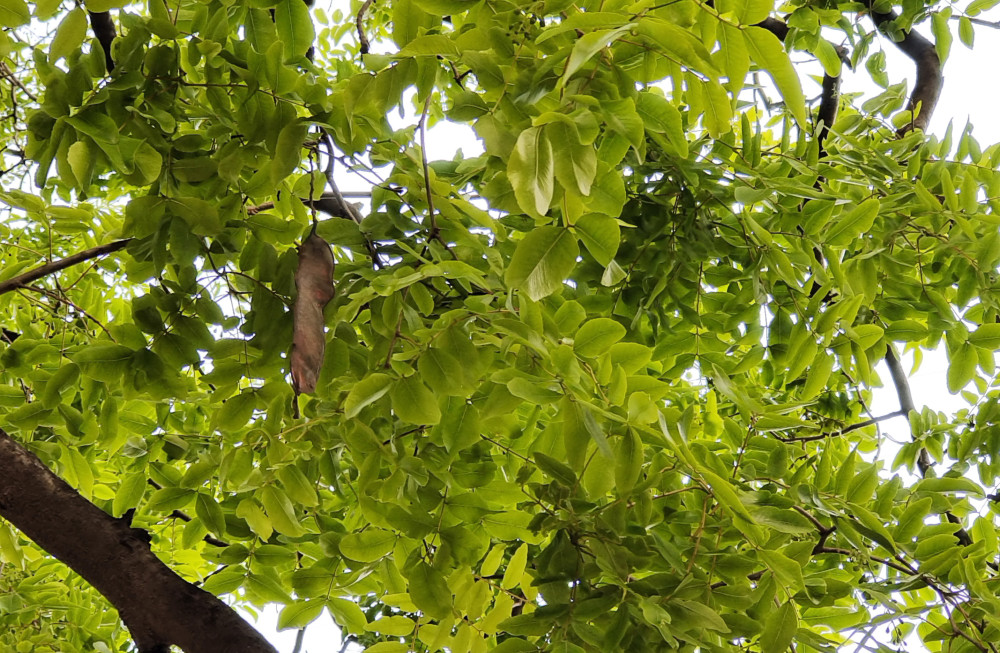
top-left (865, 2), bottom-right (942, 133)
top-left (88, 11), bottom-right (116, 73)
top-left (0, 239), bottom-right (130, 296)
top-left (0, 428), bottom-right (277, 653)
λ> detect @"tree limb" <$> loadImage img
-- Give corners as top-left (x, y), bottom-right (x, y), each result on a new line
top-left (0, 239), bottom-right (131, 297)
top-left (356, 0), bottom-right (372, 55)
top-left (753, 17), bottom-right (843, 156)
top-left (0, 428), bottom-right (277, 653)
top-left (88, 11), bottom-right (117, 73)
top-left (865, 1), bottom-right (942, 134)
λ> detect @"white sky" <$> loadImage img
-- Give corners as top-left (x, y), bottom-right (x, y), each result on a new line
top-left (251, 4), bottom-right (1000, 650)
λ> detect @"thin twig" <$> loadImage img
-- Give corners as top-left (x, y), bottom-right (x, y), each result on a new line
top-left (417, 94), bottom-right (438, 240)
top-left (775, 410), bottom-right (905, 443)
top-left (0, 239), bottom-right (131, 296)
top-left (18, 285), bottom-right (113, 337)
top-left (0, 62), bottom-right (37, 101)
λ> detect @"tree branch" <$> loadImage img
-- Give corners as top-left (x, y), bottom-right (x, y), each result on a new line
top-left (753, 16), bottom-right (843, 156)
top-left (356, 0), bottom-right (372, 55)
top-left (88, 11), bottom-right (116, 73)
top-left (0, 428), bottom-right (277, 653)
top-left (884, 345), bottom-right (916, 420)
top-left (0, 239), bottom-right (131, 297)
top-left (865, 1), bottom-right (942, 134)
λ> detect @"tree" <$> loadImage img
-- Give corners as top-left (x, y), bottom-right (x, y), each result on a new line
top-left (0, 0), bottom-right (998, 650)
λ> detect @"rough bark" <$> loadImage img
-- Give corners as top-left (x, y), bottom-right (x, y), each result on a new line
top-left (0, 428), bottom-right (278, 653)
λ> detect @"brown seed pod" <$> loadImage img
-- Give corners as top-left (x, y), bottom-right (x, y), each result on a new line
top-left (290, 228), bottom-right (335, 395)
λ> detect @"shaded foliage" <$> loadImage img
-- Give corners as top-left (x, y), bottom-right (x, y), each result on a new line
top-left (1, 0), bottom-right (1000, 651)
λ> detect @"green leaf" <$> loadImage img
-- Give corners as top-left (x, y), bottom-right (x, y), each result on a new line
top-left (508, 126), bottom-right (555, 217)
top-left (913, 476), bottom-right (984, 497)
top-left (364, 615), bottom-right (416, 636)
top-left (260, 485), bottom-right (305, 536)
top-left (340, 529), bottom-right (396, 563)
top-left (72, 343), bottom-right (134, 382)
top-left (501, 543), bottom-right (528, 589)
top-left (970, 323), bottom-right (1000, 349)
top-left (814, 39), bottom-right (842, 77)
top-left (397, 34), bottom-right (459, 57)
top-left (273, 0), bottom-right (315, 60)
top-left (575, 213), bottom-right (620, 266)
top-left (561, 25), bottom-right (634, 83)
top-left (674, 599), bottom-right (730, 633)
top-left (759, 549), bottom-right (804, 593)
top-left (717, 23), bottom-right (750, 95)
top-left (40, 362), bottom-right (80, 408)
top-left (406, 561), bottom-right (452, 619)
top-left (195, 493), bottom-right (227, 537)
top-left (947, 344), bottom-right (978, 393)
top-left (418, 348), bottom-right (466, 396)
top-left (112, 471), bottom-right (147, 517)
top-left (49, 8), bottom-right (88, 62)
top-left (271, 120), bottom-right (308, 185)
top-left (894, 497), bottom-right (932, 541)
top-left (216, 391), bottom-right (257, 432)
top-left (0, 0), bottom-right (29, 27)
top-left (327, 598), bottom-right (368, 633)
top-left (391, 375), bottom-right (441, 424)
top-left (743, 27), bottom-right (807, 126)
top-left (574, 318), bottom-right (626, 357)
top-left (967, 0), bottom-right (1000, 15)
top-left (505, 226), bottom-right (579, 301)
top-left (344, 373), bottom-right (393, 418)
top-left (886, 320), bottom-right (929, 342)
top-left (278, 600), bottom-right (325, 630)
top-left (277, 465), bottom-right (318, 507)
top-left (549, 122), bottom-right (597, 196)
top-left (237, 499), bottom-right (273, 540)
top-left (535, 451), bottom-right (578, 486)
top-left (930, 10), bottom-right (952, 64)
top-left (823, 198), bottom-right (880, 246)
top-left (614, 429), bottom-right (643, 494)
top-left (702, 80), bottom-right (733, 138)
top-left (636, 92), bottom-right (687, 158)
top-left (760, 601), bottom-right (798, 653)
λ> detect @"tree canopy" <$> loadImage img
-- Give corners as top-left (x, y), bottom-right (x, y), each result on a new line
top-left (1, 0), bottom-right (1000, 651)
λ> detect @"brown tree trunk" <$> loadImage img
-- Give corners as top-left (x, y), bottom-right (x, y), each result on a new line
top-left (0, 428), bottom-right (277, 653)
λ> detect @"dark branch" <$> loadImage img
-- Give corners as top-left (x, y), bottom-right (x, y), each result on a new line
top-left (0, 428), bottom-right (277, 653)
top-left (865, 2), bottom-right (942, 133)
top-left (357, 0), bottom-right (372, 55)
top-left (0, 239), bottom-right (131, 296)
top-left (774, 409), bottom-right (904, 443)
top-left (753, 16), bottom-right (844, 157)
top-left (88, 11), bottom-right (116, 73)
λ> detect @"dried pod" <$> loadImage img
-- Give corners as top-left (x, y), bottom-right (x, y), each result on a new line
top-left (290, 229), bottom-right (335, 395)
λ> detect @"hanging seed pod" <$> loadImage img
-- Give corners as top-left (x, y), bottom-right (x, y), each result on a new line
top-left (290, 228), bottom-right (335, 395)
